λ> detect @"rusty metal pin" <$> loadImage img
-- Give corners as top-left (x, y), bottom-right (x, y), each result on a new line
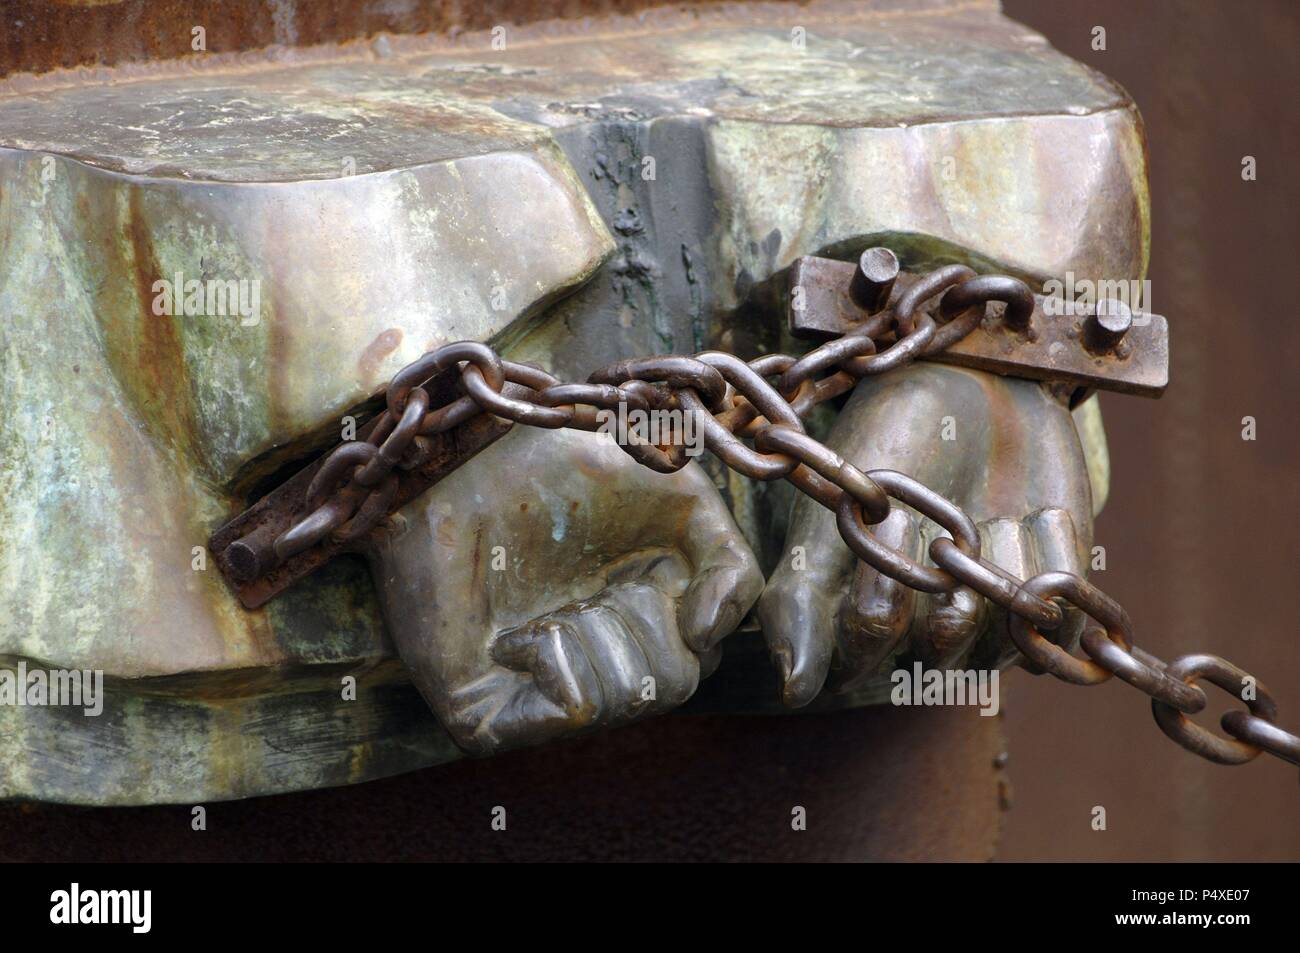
top-left (224, 521), bottom-right (281, 582)
top-left (848, 246), bottom-right (900, 314)
top-left (1084, 298), bottom-right (1132, 353)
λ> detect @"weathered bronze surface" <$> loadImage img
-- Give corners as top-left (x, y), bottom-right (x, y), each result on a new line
top-left (376, 424), bottom-right (764, 754)
top-left (0, 0), bottom-right (1149, 803)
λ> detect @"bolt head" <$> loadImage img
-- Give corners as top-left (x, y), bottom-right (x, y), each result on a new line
top-left (1084, 298), bottom-right (1133, 353)
top-left (849, 246), bottom-right (900, 313)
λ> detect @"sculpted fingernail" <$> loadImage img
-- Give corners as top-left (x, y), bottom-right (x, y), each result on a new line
top-left (773, 643), bottom-right (793, 686)
top-left (699, 644), bottom-right (724, 679)
top-left (680, 597), bottom-right (717, 652)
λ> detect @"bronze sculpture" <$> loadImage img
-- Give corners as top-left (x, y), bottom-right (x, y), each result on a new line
top-left (0, 0), bottom-right (1293, 826)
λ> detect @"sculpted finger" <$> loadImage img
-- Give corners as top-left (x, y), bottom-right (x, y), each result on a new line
top-left (444, 668), bottom-right (532, 747)
top-left (827, 507), bottom-right (921, 694)
top-left (444, 620), bottom-right (605, 754)
top-left (1025, 507), bottom-right (1088, 652)
top-left (758, 493), bottom-right (854, 708)
top-left (675, 476), bottom-right (765, 654)
top-left (491, 618), bottom-right (603, 726)
top-left (588, 580), bottom-right (700, 710)
top-left (698, 643), bottom-right (724, 679)
top-left (554, 598), bottom-right (658, 725)
top-left (758, 574), bottom-right (836, 707)
top-left (969, 518), bottom-right (1038, 669)
top-left (452, 675), bottom-right (573, 755)
top-left (678, 553), bottom-right (763, 654)
top-left (914, 520), bottom-right (984, 668)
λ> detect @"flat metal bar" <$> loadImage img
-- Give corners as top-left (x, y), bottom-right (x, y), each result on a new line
top-left (925, 309), bottom-right (1168, 396)
top-left (787, 256), bottom-right (1168, 397)
top-left (208, 368), bottom-right (515, 609)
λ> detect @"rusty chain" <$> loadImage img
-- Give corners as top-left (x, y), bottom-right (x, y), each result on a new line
top-left (271, 264), bottom-right (1299, 777)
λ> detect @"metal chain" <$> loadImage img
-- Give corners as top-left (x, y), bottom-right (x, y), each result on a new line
top-left (274, 266), bottom-right (1300, 777)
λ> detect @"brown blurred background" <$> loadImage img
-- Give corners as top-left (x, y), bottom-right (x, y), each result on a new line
top-left (996, 0), bottom-right (1298, 861)
top-left (0, 1), bottom-right (1294, 862)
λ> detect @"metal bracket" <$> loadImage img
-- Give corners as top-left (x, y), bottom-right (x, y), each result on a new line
top-left (208, 367), bottom-right (516, 609)
top-left (788, 254), bottom-right (1169, 398)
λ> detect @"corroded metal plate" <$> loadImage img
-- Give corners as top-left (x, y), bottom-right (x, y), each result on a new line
top-left (789, 257), bottom-right (1168, 397)
top-left (209, 370), bottom-right (517, 609)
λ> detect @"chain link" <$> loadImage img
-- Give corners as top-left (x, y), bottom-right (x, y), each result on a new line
top-left (275, 263), bottom-right (1299, 778)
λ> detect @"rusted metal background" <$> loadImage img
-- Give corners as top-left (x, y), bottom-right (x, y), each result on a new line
top-left (0, 0), bottom-right (813, 78)
top-left (997, 0), bottom-right (1300, 862)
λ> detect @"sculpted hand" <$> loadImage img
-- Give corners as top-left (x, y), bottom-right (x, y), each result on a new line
top-left (371, 425), bottom-right (763, 754)
top-left (758, 363), bottom-right (1094, 707)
